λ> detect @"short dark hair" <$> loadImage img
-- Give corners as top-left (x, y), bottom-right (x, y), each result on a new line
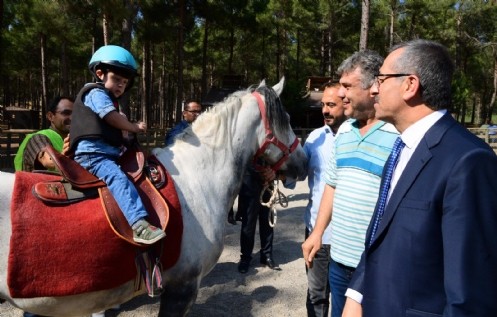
top-left (183, 100), bottom-right (201, 111)
top-left (391, 39), bottom-right (454, 110)
top-left (47, 96), bottom-right (74, 113)
top-left (320, 81), bottom-right (340, 90)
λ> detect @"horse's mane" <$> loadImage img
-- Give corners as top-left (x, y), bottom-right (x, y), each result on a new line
top-left (252, 85), bottom-right (290, 136)
top-left (172, 82), bottom-right (289, 149)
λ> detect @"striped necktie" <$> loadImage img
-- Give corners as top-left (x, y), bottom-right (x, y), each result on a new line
top-left (368, 137), bottom-right (405, 247)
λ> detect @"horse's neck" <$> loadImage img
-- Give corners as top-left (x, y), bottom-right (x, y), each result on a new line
top-left (157, 96), bottom-right (262, 215)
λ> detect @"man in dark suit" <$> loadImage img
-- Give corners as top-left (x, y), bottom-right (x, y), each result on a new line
top-left (343, 39), bottom-right (497, 316)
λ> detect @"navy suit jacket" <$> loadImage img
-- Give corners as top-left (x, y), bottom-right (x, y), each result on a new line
top-left (349, 114), bottom-right (497, 316)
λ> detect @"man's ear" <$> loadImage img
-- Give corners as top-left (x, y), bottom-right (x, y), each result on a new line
top-left (46, 111), bottom-right (55, 122)
top-left (403, 75), bottom-right (421, 101)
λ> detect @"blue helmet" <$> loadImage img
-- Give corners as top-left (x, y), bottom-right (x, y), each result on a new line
top-left (89, 45), bottom-right (138, 79)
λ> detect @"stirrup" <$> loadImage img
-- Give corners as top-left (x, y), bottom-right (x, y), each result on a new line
top-left (136, 251), bottom-right (164, 297)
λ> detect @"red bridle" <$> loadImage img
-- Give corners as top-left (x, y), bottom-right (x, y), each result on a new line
top-left (251, 92), bottom-right (300, 172)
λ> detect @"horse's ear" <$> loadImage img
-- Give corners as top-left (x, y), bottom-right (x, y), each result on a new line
top-left (258, 79), bottom-right (266, 88)
top-left (272, 77), bottom-right (285, 96)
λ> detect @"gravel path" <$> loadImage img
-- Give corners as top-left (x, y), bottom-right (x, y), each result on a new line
top-left (1, 181), bottom-right (310, 317)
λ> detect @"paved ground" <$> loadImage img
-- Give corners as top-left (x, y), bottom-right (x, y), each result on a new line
top-left (1, 181), bottom-right (312, 316)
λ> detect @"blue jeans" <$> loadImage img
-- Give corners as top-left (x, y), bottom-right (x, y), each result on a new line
top-left (305, 228), bottom-right (330, 317)
top-left (329, 258), bottom-right (356, 317)
top-left (75, 153), bottom-right (147, 226)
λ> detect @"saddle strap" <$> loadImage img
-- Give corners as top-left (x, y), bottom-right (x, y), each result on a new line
top-left (100, 174), bottom-right (170, 246)
top-left (32, 181), bottom-right (98, 204)
top-left (42, 145), bottom-right (106, 189)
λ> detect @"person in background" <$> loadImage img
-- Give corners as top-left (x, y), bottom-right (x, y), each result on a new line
top-left (70, 45), bottom-right (165, 245)
top-left (164, 100), bottom-right (202, 146)
top-left (302, 50), bottom-right (398, 317)
top-left (237, 165), bottom-right (287, 273)
top-left (302, 81), bottom-right (346, 316)
top-left (343, 39), bottom-right (497, 317)
top-left (14, 96), bottom-right (74, 172)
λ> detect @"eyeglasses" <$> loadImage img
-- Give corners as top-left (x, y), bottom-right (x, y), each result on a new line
top-left (54, 110), bottom-right (72, 116)
top-left (184, 110), bottom-right (202, 114)
top-left (320, 102), bottom-right (337, 108)
top-left (374, 73), bottom-right (411, 87)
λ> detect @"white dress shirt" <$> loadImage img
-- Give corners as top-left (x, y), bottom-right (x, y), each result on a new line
top-left (345, 110), bottom-right (447, 304)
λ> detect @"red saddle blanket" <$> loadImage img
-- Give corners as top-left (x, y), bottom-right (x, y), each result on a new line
top-left (8, 171), bottom-right (183, 298)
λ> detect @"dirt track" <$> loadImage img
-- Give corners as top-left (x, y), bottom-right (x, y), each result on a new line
top-left (1, 182), bottom-right (310, 317)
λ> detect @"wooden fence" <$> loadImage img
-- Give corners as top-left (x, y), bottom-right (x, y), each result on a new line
top-left (1, 127), bottom-right (496, 172)
top-left (0, 128), bottom-right (167, 172)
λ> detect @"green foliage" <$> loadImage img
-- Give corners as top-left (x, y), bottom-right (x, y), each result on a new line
top-left (1, 0), bottom-right (496, 129)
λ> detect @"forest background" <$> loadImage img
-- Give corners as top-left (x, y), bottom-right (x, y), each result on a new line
top-left (0, 0), bottom-right (496, 130)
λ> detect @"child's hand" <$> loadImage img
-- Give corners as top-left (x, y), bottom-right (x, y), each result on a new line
top-left (135, 121), bottom-right (147, 133)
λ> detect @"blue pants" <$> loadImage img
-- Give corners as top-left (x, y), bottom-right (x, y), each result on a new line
top-left (305, 228), bottom-right (330, 317)
top-left (75, 153), bottom-right (147, 226)
top-left (329, 258), bottom-right (356, 317)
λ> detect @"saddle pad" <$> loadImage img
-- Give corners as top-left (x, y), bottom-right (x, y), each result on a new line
top-left (8, 171), bottom-right (183, 298)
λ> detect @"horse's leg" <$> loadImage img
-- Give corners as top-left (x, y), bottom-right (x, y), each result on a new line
top-left (158, 278), bottom-right (200, 317)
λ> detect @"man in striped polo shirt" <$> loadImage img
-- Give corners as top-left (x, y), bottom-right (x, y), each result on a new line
top-left (302, 50), bottom-right (399, 317)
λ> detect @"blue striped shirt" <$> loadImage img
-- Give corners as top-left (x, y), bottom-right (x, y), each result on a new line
top-left (324, 119), bottom-right (398, 267)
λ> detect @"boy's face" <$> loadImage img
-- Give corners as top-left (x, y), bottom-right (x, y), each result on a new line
top-left (96, 69), bottom-right (129, 98)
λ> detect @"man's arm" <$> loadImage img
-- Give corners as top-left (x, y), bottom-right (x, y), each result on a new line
top-left (301, 183), bottom-right (334, 268)
top-left (342, 251), bottom-right (366, 317)
top-left (342, 298), bottom-right (362, 317)
top-left (442, 148), bottom-right (497, 315)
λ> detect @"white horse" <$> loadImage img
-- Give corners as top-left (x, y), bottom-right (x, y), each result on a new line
top-left (0, 78), bottom-right (307, 316)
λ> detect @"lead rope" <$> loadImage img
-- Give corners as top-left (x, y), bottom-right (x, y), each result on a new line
top-left (260, 179), bottom-right (289, 227)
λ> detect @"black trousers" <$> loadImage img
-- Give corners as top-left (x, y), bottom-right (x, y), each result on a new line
top-left (238, 183), bottom-right (273, 262)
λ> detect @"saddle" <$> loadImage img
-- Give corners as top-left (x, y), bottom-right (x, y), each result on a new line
top-left (32, 145), bottom-right (169, 246)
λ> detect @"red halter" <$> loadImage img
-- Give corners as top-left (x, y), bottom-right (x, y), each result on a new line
top-left (251, 92), bottom-right (300, 172)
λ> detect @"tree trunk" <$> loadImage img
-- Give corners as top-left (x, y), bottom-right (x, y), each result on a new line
top-left (122, 0), bottom-right (133, 49)
top-left (160, 45), bottom-right (167, 129)
top-left (296, 29), bottom-right (300, 80)
top-left (389, 2), bottom-right (395, 48)
top-left (176, 0), bottom-right (185, 123)
top-left (489, 52), bottom-right (497, 118)
top-left (40, 33), bottom-right (48, 128)
top-left (103, 13), bottom-right (109, 45)
top-left (141, 41), bottom-right (151, 124)
top-left (228, 25), bottom-right (234, 74)
top-left (120, 1), bottom-right (135, 117)
top-left (61, 40), bottom-right (69, 96)
top-left (276, 23), bottom-right (281, 80)
top-left (201, 17), bottom-right (209, 100)
top-left (359, 0), bottom-right (370, 50)
top-left (261, 28), bottom-right (266, 80)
